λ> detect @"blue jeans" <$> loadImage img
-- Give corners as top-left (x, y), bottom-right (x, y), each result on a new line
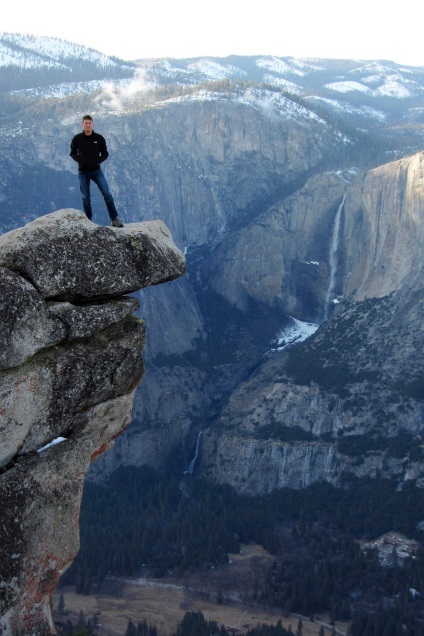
top-left (78, 169), bottom-right (118, 221)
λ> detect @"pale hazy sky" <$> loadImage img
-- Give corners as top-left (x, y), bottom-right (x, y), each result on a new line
top-left (2, 0), bottom-right (423, 67)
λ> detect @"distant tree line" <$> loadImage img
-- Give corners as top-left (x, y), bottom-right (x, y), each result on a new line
top-left (57, 610), bottom-right (298, 635)
top-left (58, 465), bottom-right (424, 633)
top-left (171, 611), bottom-right (293, 636)
top-left (55, 606), bottom-right (100, 635)
top-left (0, 61), bottom-right (134, 93)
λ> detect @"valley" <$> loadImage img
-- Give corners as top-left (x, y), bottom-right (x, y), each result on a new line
top-left (54, 544), bottom-right (347, 636)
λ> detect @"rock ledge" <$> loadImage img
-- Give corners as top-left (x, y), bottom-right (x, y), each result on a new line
top-left (0, 209), bottom-right (185, 635)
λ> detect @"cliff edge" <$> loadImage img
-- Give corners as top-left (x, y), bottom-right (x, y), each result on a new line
top-left (0, 209), bottom-right (185, 635)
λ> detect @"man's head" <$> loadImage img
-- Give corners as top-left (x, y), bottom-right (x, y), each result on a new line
top-left (82, 115), bottom-right (93, 135)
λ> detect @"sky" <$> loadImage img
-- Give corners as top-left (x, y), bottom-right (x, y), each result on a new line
top-left (2, 0), bottom-right (423, 67)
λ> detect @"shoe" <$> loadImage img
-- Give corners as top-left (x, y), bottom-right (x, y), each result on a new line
top-left (111, 217), bottom-right (124, 228)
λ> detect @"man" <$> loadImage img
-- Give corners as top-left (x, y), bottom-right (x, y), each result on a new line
top-left (70, 115), bottom-right (124, 227)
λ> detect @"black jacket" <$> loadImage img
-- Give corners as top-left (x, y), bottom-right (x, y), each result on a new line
top-left (70, 131), bottom-right (109, 172)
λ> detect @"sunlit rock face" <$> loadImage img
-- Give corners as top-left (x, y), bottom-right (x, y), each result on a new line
top-left (342, 152), bottom-right (424, 300)
top-left (199, 152), bottom-right (424, 494)
top-left (0, 209), bottom-right (185, 635)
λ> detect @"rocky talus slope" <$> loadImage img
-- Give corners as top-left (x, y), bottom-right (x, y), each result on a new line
top-left (0, 209), bottom-right (185, 635)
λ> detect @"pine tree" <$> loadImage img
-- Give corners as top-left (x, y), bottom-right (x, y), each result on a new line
top-left (296, 618), bottom-right (303, 636)
top-left (58, 593), bottom-right (66, 616)
top-left (77, 610), bottom-right (86, 628)
top-left (125, 619), bottom-right (137, 636)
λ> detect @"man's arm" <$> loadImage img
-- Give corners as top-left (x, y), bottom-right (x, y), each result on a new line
top-left (98, 134), bottom-right (109, 164)
top-left (70, 135), bottom-right (79, 162)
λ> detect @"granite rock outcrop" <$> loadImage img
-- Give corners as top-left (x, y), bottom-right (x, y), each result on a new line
top-left (0, 209), bottom-right (185, 635)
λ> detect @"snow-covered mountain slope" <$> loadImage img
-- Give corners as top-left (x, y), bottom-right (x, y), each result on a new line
top-left (0, 35), bottom-right (423, 148)
top-left (1, 34), bottom-right (423, 100)
top-left (0, 33), bottom-right (135, 93)
top-left (6, 35), bottom-right (420, 97)
top-left (145, 54), bottom-right (424, 99)
top-left (0, 32), bottom-right (132, 70)
top-left (325, 63), bottom-right (424, 99)
top-left (158, 85), bottom-right (347, 139)
top-left (139, 54), bottom-right (424, 134)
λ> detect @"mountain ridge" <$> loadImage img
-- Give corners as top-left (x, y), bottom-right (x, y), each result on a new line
top-left (0, 32), bottom-right (133, 69)
top-left (1, 33), bottom-right (424, 143)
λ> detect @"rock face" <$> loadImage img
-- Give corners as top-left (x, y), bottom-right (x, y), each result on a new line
top-left (343, 152), bottom-right (424, 300)
top-left (90, 151), bottom-right (424, 492)
top-left (0, 208), bottom-right (185, 302)
top-left (199, 152), bottom-right (424, 493)
top-left (72, 147), bottom-right (422, 495)
top-left (0, 209), bottom-right (185, 635)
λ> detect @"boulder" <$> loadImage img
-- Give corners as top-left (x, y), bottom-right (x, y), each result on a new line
top-left (48, 296), bottom-right (140, 341)
top-left (0, 317), bottom-right (144, 469)
top-left (0, 267), bottom-right (65, 371)
top-left (0, 208), bottom-right (186, 301)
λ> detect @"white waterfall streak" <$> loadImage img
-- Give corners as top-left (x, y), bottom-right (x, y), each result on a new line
top-left (324, 195), bottom-right (345, 320)
top-left (302, 446), bottom-right (313, 489)
top-left (185, 431), bottom-right (202, 475)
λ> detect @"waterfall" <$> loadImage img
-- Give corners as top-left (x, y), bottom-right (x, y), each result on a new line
top-left (324, 195), bottom-right (345, 320)
top-left (301, 445), bottom-right (313, 489)
top-left (184, 432), bottom-right (202, 476)
top-left (323, 446), bottom-right (335, 479)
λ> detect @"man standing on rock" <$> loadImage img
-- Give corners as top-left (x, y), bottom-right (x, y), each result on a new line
top-left (70, 114), bottom-right (124, 227)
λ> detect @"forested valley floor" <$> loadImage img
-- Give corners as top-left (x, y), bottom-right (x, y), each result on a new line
top-left (56, 466), bottom-right (424, 635)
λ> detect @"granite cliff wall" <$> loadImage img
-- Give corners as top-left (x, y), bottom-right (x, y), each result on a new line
top-left (199, 153), bottom-right (424, 493)
top-left (92, 151), bottom-right (424, 490)
top-left (0, 209), bottom-right (185, 635)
